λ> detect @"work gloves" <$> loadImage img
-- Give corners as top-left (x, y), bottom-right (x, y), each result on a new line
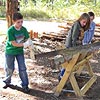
top-left (23, 38), bottom-right (33, 48)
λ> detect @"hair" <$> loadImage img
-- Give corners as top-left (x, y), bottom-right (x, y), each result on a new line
top-left (88, 11), bottom-right (95, 20)
top-left (77, 13), bottom-right (90, 31)
top-left (88, 11), bottom-right (95, 17)
top-left (12, 12), bottom-right (23, 21)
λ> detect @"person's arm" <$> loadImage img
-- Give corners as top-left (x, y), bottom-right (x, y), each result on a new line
top-left (11, 38), bottom-right (33, 48)
top-left (11, 41), bottom-right (24, 47)
top-left (8, 27), bottom-right (30, 47)
top-left (7, 28), bottom-right (24, 47)
top-left (82, 30), bottom-right (89, 45)
top-left (89, 22), bottom-right (95, 43)
top-left (72, 22), bottom-right (80, 46)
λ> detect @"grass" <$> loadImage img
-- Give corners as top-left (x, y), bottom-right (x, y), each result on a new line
top-left (0, 17), bottom-right (6, 20)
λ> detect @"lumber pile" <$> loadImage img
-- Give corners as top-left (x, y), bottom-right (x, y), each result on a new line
top-left (29, 21), bottom-right (100, 44)
top-left (27, 21), bottom-right (100, 64)
top-left (93, 23), bottom-right (100, 42)
top-left (40, 22), bottom-right (72, 41)
top-left (29, 38), bottom-right (65, 54)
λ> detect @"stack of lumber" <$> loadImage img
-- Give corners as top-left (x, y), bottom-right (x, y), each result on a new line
top-left (29, 21), bottom-right (100, 43)
top-left (40, 22), bottom-right (72, 41)
top-left (28, 21), bottom-right (100, 58)
top-left (93, 23), bottom-right (100, 42)
top-left (29, 38), bottom-right (65, 54)
top-left (40, 32), bottom-right (66, 41)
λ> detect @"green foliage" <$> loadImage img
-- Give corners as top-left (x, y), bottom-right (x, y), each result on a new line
top-left (0, 0), bottom-right (100, 20)
top-left (20, 1), bottom-right (50, 20)
top-left (19, 0), bottom-right (100, 20)
top-left (0, 6), bottom-right (6, 17)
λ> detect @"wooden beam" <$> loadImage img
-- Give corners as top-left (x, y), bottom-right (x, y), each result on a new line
top-left (81, 75), bottom-right (97, 95)
top-left (85, 61), bottom-right (94, 76)
top-left (36, 41), bottom-right (100, 61)
top-left (69, 73), bottom-right (82, 97)
top-left (72, 54), bottom-right (93, 72)
top-left (54, 51), bottom-right (97, 97)
top-left (54, 53), bottom-right (80, 96)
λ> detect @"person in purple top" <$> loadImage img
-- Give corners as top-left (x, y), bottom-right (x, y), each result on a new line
top-left (82, 12), bottom-right (95, 45)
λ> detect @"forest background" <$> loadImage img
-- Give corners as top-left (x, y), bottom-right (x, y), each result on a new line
top-left (0, 0), bottom-right (100, 21)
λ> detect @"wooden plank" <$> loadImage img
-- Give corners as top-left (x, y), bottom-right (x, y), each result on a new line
top-left (69, 73), bottom-right (82, 97)
top-left (61, 61), bottom-right (69, 69)
top-left (85, 61), bottom-right (94, 76)
top-left (76, 54), bottom-right (93, 75)
top-left (96, 23), bottom-right (100, 27)
top-left (41, 34), bottom-right (66, 41)
top-left (77, 51), bottom-right (88, 62)
top-left (54, 53), bottom-right (80, 96)
top-left (72, 54), bottom-right (93, 72)
top-left (76, 65), bottom-right (85, 75)
top-left (54, 51), bottom-right (97, 97)
top-left (81, 75), bottom-right (97, 95)
top-left (29, 45), bottom-right (35, 60)
top-left (35, 41), bottom-right (100, 67)
top-left (73, 52), bottom-right (88, 75)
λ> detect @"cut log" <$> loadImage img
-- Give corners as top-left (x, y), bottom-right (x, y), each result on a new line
top-left (35, 41), bottom-right (100, 68)
top-left (41, 34), bottom-right (66, 41)
top-left (96, 23), bottom-right (100, 27)
top-left (95, 29), bottom-right (100, 33)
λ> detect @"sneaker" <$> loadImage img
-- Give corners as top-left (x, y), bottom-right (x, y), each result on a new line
top-left (3, 83), bottom-right (11, 89)
top-left (23, 87), bottom-right (30, 93)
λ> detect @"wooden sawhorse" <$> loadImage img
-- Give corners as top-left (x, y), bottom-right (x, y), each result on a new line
top-left (54, 51), bottom-right (97, 98)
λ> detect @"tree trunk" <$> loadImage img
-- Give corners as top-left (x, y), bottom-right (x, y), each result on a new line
top-left (6, 0), bottom-right (19, 28)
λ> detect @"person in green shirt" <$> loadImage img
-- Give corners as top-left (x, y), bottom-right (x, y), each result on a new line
top-left (3, 12), bottom-right (32, 93)
top-left (65, 13), bottom-right (90, 48)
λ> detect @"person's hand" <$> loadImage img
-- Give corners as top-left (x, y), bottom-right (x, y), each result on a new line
top-left (23, 38), bottom-right (33, 48)
top-left (89, 42), bottom-right (91, 44)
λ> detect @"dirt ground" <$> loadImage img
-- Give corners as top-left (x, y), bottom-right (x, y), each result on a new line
top-left (0, 37), bottom-right (100, 100)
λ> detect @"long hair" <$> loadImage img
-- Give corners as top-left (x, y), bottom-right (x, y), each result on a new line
top-left (78, 13), bottom-right (90, 31)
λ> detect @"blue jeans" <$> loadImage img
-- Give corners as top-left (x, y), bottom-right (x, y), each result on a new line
top-left (58, 68), bottom-right (65, 81)
top-left (4, 53), bottom-right (29, 87)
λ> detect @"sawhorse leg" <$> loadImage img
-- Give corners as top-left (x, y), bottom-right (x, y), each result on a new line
top-left (54, 53), bottom-right (80, 96)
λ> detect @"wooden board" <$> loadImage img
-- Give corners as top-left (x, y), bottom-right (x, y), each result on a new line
top-left (54, 51), bottom-right (97, 98)
top-left (54, 53), bottom-right (80, 96)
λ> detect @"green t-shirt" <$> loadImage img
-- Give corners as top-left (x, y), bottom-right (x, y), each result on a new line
top-left (5, 25), bottom-right (29, 55)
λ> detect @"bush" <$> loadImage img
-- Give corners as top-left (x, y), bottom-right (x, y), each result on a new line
top-left (0, 6), bottom-right (6, 17)
top-left (0, 1), bottom-right (100, 21)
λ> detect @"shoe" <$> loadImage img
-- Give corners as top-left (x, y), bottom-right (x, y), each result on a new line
top-left (23, 87), bottom-right (30, 93)
top-left (3, 83), bottom-right (11, 89)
